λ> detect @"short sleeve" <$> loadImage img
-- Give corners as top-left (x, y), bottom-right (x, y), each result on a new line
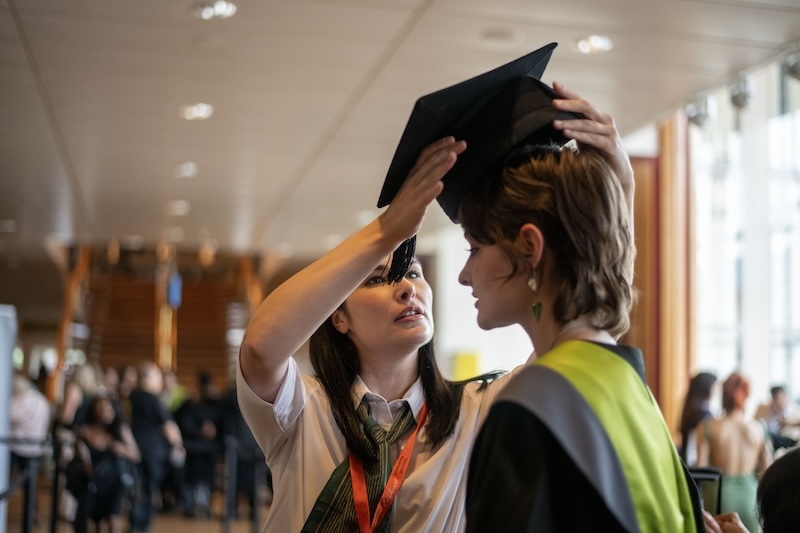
top-left (236, 357), bottom-right (306, 462)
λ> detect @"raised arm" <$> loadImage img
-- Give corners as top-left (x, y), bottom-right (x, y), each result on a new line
top-left (239, 137), bottom-right (466, 402)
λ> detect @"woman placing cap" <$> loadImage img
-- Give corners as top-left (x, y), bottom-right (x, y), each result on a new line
top-left (452, 85), bottom-right (704, 529)
top-left (238, 43), bottom-right (638, 532)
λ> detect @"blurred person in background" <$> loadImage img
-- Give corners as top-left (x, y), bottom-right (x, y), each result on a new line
top-left (10, 372), bottom-right (52, 468)
top-left (58, 364), bottom-right (100, 430)
top-left (9, 372), bottom-right (52, 525)
top-left (679, 372), bottom-right (718, 465)
top-left (128, 361), bottom-right (184, 533)
top-left (72, 395), bottom-right (140, 533)
top-left (754, 385), bottom-right (800, 451)
top-left (697, 372), bottom-right (772, 532)
top-left (175, 371), bottom-right (222, 518)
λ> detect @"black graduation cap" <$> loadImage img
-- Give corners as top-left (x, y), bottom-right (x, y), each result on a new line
top-left (377, 42), bottom-right (581, 282)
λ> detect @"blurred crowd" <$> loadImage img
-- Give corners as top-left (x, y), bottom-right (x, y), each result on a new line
top-left (9, 362), bottom-right (266, 533)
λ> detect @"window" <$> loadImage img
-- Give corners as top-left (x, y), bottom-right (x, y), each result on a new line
top-left (692, 58), bottom-right (800, 404)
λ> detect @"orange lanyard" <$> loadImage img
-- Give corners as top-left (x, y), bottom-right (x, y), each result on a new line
top-left (349, 403), bottom-right (428, 533)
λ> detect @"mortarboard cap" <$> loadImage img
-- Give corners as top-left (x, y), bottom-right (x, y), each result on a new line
top-left (378, 42), bottom-right (581, 282)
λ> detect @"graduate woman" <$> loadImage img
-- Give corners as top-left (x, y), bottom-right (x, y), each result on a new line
top-left (238, 43), bottom-right (637, 532)
top-left (428, 78), bottom-right (706, 530)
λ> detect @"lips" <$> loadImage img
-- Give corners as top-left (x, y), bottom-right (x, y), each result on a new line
top-left (396, 306), bottom-right (424, 321)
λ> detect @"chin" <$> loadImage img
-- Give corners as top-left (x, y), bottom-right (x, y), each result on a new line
top-left (477, 313), bottom-right (513, 332)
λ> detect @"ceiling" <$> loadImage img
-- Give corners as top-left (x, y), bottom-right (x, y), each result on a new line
top-left (1, 0), bottom-right (799, 328)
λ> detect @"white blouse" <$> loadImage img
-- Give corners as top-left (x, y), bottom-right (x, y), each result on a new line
top-left (237, 357), bottom-right (518, 533)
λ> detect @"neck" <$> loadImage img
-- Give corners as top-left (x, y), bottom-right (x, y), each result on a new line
top-left (358, 351), bottom-right (419, 402)
top-left (534, 315), bottom-right (616, 354)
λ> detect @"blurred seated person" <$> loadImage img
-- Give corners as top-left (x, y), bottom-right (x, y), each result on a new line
top-left (697, 372), bottom-right (772, 533)
top-left (755, 385), bottom-right (800, 450)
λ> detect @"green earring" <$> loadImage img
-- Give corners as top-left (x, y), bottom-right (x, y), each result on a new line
top-left (532, 302), bottom-right (542, 321)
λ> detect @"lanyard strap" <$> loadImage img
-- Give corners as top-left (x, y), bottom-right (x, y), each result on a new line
top-left (349, 403), bottom-right (428, 533)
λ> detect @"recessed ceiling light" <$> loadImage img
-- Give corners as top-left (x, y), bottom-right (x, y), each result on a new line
top-left (275, 242), bottom-right (295, 258)
top-left (179, 103), bottom-right (214, 120)
top-left (355, 209), bottom-right (376, 227)
top-left (168, 200), bottom-right (191, 216)
top-left (0, 219), bottom-right (17, 233)
top-left (174, 161), bottom-right (199, 179)
top-left (573, 34), bottom-right (613, 54)
top-left (480, 27), bottom-right (526, 47)
top-left (192, 1), bottom-right (238, 20)
top-left (123, 235), bottom-right (143, 249)
top-left (325, 234), bottom-right (342, 250)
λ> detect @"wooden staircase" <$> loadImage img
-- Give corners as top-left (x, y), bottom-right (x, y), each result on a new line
top-left (85, 267), bottom-right (245, 394)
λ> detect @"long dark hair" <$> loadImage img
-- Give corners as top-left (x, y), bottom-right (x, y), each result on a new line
top-left (310, 317), bottom-right (497, 463)
top-left (678, 372), bottom-right (717, 459)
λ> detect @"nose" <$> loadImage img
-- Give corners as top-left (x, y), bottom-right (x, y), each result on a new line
top-left (396, 277), bottom-right (416, 300)
top-left (458, 264), bottom-right (471, 287)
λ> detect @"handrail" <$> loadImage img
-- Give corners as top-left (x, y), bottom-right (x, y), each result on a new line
top-left (222, 434), bottom-right (268, 533)
top-left (0, 435), bottom-right (49, 533)
top-left (0, 451), bottom-right (42, 501)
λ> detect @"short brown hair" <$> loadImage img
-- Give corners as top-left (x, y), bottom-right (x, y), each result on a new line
top-left (459, 144), bottom-right (635, 337)
top-left (722, 372), bottom-right (749, 412)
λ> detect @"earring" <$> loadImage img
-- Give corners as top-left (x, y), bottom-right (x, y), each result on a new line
top-left (527, 274), bottom-right (538, 293)
top-left (532, 302), bottom-right (543, 321)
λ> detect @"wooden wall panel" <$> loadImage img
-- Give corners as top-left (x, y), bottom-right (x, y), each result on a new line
top-left (625, 156), bottom-right (661, 399)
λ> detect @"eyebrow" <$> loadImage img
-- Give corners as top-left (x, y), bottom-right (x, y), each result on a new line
top-left (373, 259), bottom-right (421, 274)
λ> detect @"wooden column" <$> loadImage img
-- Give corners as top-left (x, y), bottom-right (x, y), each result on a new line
top-left (625, 156), bottom-right (661, 399)
top-left (48, 246), bottom-right (91, 402)
top-left (657, 114), bottom-right (695, 435)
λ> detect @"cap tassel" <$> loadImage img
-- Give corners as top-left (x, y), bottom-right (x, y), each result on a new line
top-left (386, 236), bottom-right (416, 284)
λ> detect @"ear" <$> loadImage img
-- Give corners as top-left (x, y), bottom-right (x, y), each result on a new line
top-left (518, 223), bottom-right (545, 270)
top-left (331, 309), bottom-right (349, 334)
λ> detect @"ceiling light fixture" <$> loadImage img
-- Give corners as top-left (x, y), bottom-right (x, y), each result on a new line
top-left (174, 161), bottom-right (199, 178)
top-left (275, 242), bottom-right (295, 259)
top-left (785, 52), bottom-right (800, 81)
top-left (729, 75), bottom-right (752, 110)
top-left (168, 200), bottom-right (191, 216)
top-left (573, 34), bottom-right (613, 55)
top-left (192, 0), bottom-right (238, 20)
top-left (685, 95), bottom-right (710, 128)
top-left (0, 219), bottom-right (18, 233)
top-left (480, 27), bottom-right (526, 47)
top-left (179, 103), bottom-right (214, 120)
top-left (123, 235), bottom-right (143, 250)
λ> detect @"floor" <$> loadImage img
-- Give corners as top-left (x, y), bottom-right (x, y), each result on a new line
top-left (4, 470), bottom-right (268, 533)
